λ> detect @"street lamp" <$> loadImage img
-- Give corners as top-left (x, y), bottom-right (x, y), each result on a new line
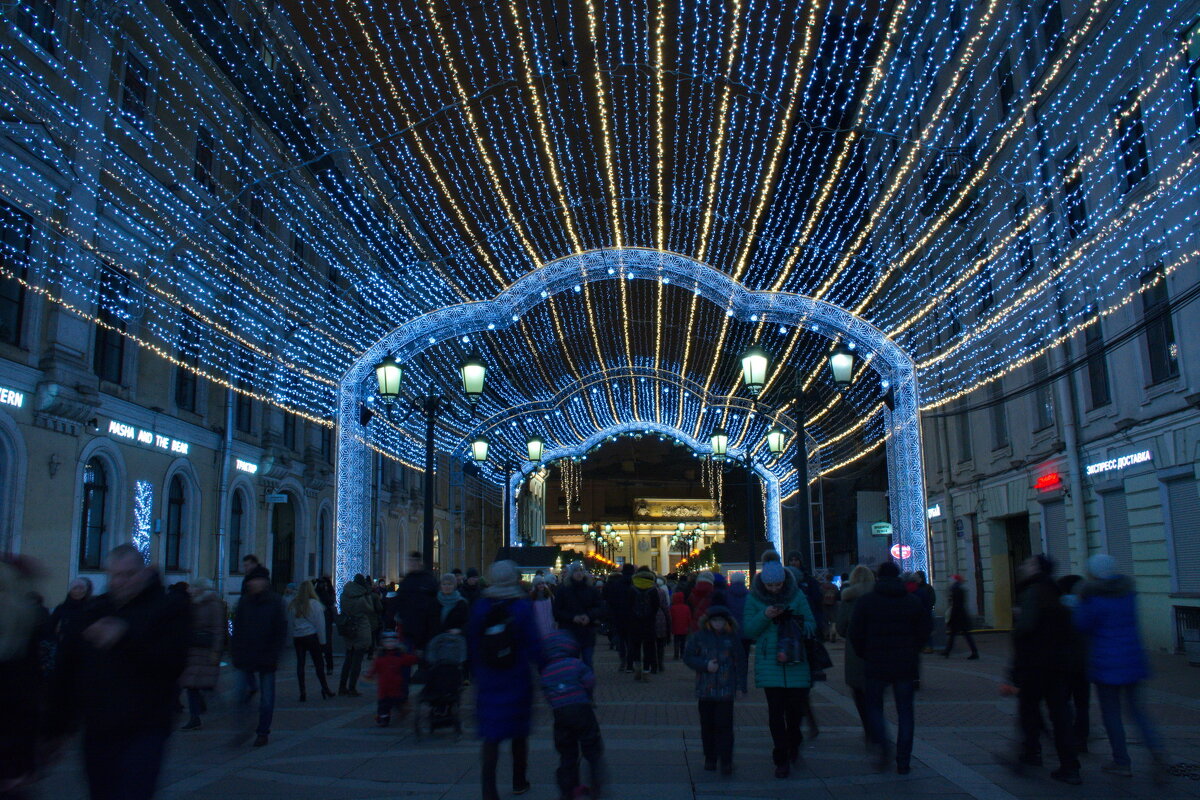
top-left (459, 351), bottom-right (487, 404)
top-left (766, 425), bottom-right (787, 455)
top-left (828, 343), bottom-right (855, 388)
top-left (470, 434), bottom-right (489, 462)
top-left (525, 435), bottom-right (545, 462)
top-left (740, 344), bottom-right (771, 397)
top-left (374, 356), bottom-right (402, 403)
top-left (710, 427), bottom-right (729, 460)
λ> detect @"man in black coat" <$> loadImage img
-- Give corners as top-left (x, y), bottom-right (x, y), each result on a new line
top-left (553, 562), bottom-right (601, 667)
top-left (603, 564), bottom-right (635, 672)
top-left (396, 552), bottom-right (440, 652)
top-left (849, 561), bottom-right (930, 775)
top-left (51, 543), bottom-right (190, 799)
top-left (1006, 555), bottom-right (1083, 785)
top-left (231, 565), bottom-right (287, 746)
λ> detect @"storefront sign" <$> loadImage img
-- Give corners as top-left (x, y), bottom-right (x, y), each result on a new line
top-left (0, 386), bottom-right (25, 409)
top-left (870, 522), bottom-right (893, 537)
top-left (890, 544), bottom-right (913, 560)
top-left (926, 504), bottom-right (942, 520)
top-left (235, 459), bottom-right (259, 474)
top-left (1034, 472), bottom-right (1063, 491)
top-left (265, 492), bottom-right (288, 503)
top-left (1085, 449), bottom-right (1153, 476)
top-left (108, 419), bottom-right (190, 455)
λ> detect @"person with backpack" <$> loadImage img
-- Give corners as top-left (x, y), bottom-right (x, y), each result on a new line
top-left (337, 574), bottom-right (373, 697)
top-left (627, 566), bottom-right (661, 682)
top-left (742, 557), bottom-right (816, 779)
top-left (468, 560), bottom-right (543, 800)
top-left (539, 631), bottom-right (605, 800)
top-left (683, 605), bottom-right (747, 775)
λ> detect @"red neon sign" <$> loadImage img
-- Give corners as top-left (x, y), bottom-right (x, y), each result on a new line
top-left (890, 544), bottom-right (913, 560)
top-left (1033, 472), bottom-right (1062, 491)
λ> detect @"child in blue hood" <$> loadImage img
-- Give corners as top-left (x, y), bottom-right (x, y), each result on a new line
top-left (683, 605), bottom-right (747, 775)
top-left (539, 631), bottom-right (606, 799)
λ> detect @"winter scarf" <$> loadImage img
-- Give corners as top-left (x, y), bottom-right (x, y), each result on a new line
top-left (438, 590), bottom-right (464, 621)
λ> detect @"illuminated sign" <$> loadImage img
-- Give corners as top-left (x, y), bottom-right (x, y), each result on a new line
top-left (0, 387), bottom-right (24, 409)
top-left (108, 419), bottom-right (189, 455)
top-left (1033, 472), bottom-right (1063, 491)
top-left (870, 522), bottom-right (893, 537)
top-left (926, 504), bottom-right (942, 519)
top-left (890, 544), bottom-right (913, 560)
top-left (235, 459), bottom-right (259, 474)
top-left (1086, 450), bottom-right (1153, 476)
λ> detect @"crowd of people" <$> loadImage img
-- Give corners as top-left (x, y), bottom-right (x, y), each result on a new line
top-left (0, 542), bottom-right (1170, 799)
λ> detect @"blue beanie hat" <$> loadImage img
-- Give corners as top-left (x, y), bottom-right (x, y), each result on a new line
top-left (761, 560), bottom-right (785, 584)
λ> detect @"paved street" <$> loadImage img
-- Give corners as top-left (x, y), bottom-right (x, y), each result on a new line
top-left (32, 634), bottom-right (1200, 799)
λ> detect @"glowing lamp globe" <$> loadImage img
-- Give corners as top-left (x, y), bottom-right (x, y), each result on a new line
top-left (470, 435), bottom-right (489, 462)
top-left (828, 344), bottom-right (855, 387)
top-left (459, 352), bottom-right (487, 404)
top-left (740, 344), bottom-right (771, 396)
top-left (374, 356), bottom-right (402, 403)
top-left (525, 435), bottom-right (545, 462)
top-left (766, 425), bottom-right (787, 455)
top-left (710, 427), bottom-right (729, 460)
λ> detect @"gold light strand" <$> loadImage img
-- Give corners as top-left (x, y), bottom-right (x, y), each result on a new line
top-left (695, 0), bottom-right (744, 263)
top-left (652, 0), bottom-right (669, 251)
top-left (582, 0), bottom-right (624, 247)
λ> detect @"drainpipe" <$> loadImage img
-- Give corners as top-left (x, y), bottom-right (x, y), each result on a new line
top-left (215, 386), bottom-right (234, 594)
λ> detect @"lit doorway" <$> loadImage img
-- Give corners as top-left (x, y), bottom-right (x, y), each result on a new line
top-left (271, 496), bottom-right (296, 593)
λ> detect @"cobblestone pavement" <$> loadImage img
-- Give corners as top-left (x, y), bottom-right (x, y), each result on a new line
top-left (31, 633), bottom-right (1200, 799)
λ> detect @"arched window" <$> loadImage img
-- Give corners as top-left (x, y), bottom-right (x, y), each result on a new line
top-left (164, 475), bottom-right (185, 571)
top-left (229, 490), bottom-right (245, 573)
top-left (79, 458), bottom-right (108, 570)
top-left (317, 508), bottom-right (329, 577)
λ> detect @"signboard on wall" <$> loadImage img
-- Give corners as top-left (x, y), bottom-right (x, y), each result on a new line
top-left (265, 493), bottom-right (288, 504)
top-left (870, 522), bottom-right (893, 537)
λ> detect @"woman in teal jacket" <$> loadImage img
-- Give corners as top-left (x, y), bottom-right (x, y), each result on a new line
top-left (742, 556), bottom-right (816, 778)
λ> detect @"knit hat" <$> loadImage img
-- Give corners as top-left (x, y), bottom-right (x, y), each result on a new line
top-left (697, 570), bottom-right (714, 584)
top-left (484, 559), bottom-right (525, 599)
top-left (1087, 553), bottom-right (1117, 580)
top-left (761, 549), bottom-right (782, 563)
top-left (705, 604), bottom-right (734, 622)
top-left (760, 560), bottom-right (785, 584)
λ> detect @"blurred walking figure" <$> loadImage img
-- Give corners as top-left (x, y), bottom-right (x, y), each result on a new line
top-left (848, 561), bottom-right (930, 775)
top-left (942, 575), bottom-right (979, 659)
top-left (337, 574), bottom-right (374, 696)
top-left (314, 576), bottom-right (337, 673)
top-left (180, 578), bottom-right (227, 730)
top-left (835, 565), bottom-right (875, 740)
top-left (287, 580), bottom-right (332, 701)
top-left (468, 560), bottom-right (543, 800)
top-left (670, 591), bottom-right (691, 659)
top-left (540, 631), bottom-right (605, 799)
top-left (1056, 574), bottom-right (1090, 753)
top-left (48, 577), bottom-right (93, 655)
top-left (230, 565), bottom-right (287, 747)
top-left (911, 571), bottom-right (936, 653)
top-left (396, 552), bottom-right (440, 655)
top-left (437, 572), bottom-right (470, 634)
top-left (365, 632), bottom-right (419, 726)
top-left (553, 562), bottom-right (601, 668)
top-left (1, 555), bottom-right (48, 797)
top-left (51, 544), bottom-right (189, 799)
top-left (628, 566), bottom-right (662, 681)
top-left (1072, 553), bottom-right (1166, 780)
top-left (1006, 555), bottom-right (1083, 786)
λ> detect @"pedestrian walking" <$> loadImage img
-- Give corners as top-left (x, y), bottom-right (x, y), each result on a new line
top-left (180, 578), bottom-right (227, 730)
top-left (1005, 555), bottom-right (1083, 785)
top-left (848, 561), bottom-right (929, 775)
top-left (683, 605), bottom-right (747, 775)
top-left (437, 572), bottom-right (470, 634)
top-left (230, 565), bottom-right (287, 747)
top-left (314, 576), bottom-right (337, 673)
top-left (553, 562), bottom-right (601, 668)
top-left (2, 554), bottom-right (48, 797)
top-left (835, 564), bottom-right (875, 739)
top-left (50, 544), bottom-right (190, 798)
top-left (365, 632), bottom-right (419, 726)
top-left (628, 566), bottom-right (661, 681)
top-left (912, 571), bottom-right (937, 653)
top-left (742, 556), bottom-right (816, 779)
top-left (539, 631), bottom-right (605, 799)
top-left (688, 571), bottom-right (714, 632)
top-left (942, 574), bottom-right (979, 659)
top-left (287, 580), bottom-right (333, 701)
top-left (396, 552), bottom-right (440, 655)
top-left (726, 573), bottom-right (751, 661)
top-left (603, 564), bottom-right (634, 671)
top-left (48, 576), bottom-right (93, 655)
top-left (531, 576), bottom-right (557, 638)
top-left (467, 560), bottom-right (543, 800)
top-left (819, 573), bottom-right (840, 642)
top-left (670, 591), bottom-right (691, 659)
top-left (1072, 553), bottom-right (1166, 780)
top-left (655, 576), bottom-right (671, 673)
top-left (338, 574), bottom-right (374, 696)
top-left (1057, 573), bottom-right (1090, 753)
top-left (461, 568), bottom-right (484, 606)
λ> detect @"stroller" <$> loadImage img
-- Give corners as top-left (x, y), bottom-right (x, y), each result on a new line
top-left (413, 632), bottom-right (466, 740)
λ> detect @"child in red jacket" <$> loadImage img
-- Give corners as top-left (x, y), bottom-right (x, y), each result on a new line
top-left (365, 632), bottom-right (419, 726)
top-left (670, 591), bottom-right (692, 659)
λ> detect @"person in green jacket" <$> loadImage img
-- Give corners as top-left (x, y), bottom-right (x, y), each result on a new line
top-left (742, 554), bottom-right (816, 779)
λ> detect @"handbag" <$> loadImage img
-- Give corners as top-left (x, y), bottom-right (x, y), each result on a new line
top-left (805, 637), bottom-right (833, 677)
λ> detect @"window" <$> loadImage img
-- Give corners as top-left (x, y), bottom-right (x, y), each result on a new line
top-left (194, 126), bottom-right (216, 193)
top-left (1040, 0), bottom-right (1064, 55)
top-left (1101, 490), bottom-right (1132, 577)
top-left (1166, 477), bottom-right (1200, 593)
top-left (1063, 162), bottom-right (1087, 239)
top-left (175, 319), bottom-right (199, 413)
top-left (229, 490), bottom-right (245, 572)
top-left (1084, 315), bottom-right (1111, 408)
top-left (955, 401), bottom-right (973, 462)
top-left (93, 270), bottom-right (128, 385)
top-left (78, 458), bottom-right (108, 570)
top-left (996, 53), bottom-right (1015, 117)
top-left (317, 509), bottom-right (329, 576)
top-left (164, 475), bottom-right (185, 571)
top-left (235, 381), bottom-right (253, 433)
top-left (120, 51), bottom-right (150, 125)
top-left (1032, 354), bottom-right (1055, 430)
top-left (989, 380), bottom-right (1009, 449)
top-left (0, 201), bottom-right (33, 346)
top-left (15, 0), bottom-right (58, 54)
top-left (1042, 499), bottom-right (1069, 572)
top-left (282, 412), bottom-right (296, 451)
top-left (1141, 265), bottom-right (1179, 384)
top-left (1186, 18), bottom-right (1200, 131)
top-left (1115, 98), bottom-right (1149, 191)
top-left (320, 426), bottom-right (332, 461)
